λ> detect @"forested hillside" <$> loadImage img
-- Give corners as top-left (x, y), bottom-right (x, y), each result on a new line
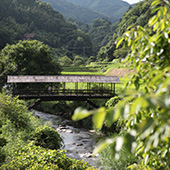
top-left (65, 0), bottom-right (130, 19)
top-left (97, 0), bottom-right (154, 61)
top-left (40, 0), bottom-right (114, 23)
top-left (0, 0), bottom-right (92, 56)
top-left (41, 0), bottom-right (130, 23)
top-left (87, 19), bottom-right (117, 55)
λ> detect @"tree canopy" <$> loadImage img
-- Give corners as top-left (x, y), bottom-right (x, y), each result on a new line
top-left (0, 40), bottom-right (61, 89)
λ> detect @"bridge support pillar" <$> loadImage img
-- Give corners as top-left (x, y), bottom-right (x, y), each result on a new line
top-left (86, 99), bottom-right (99, 108)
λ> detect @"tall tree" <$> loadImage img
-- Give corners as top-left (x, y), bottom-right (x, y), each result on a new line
top-left (0, 40), bottom-right (61, 89)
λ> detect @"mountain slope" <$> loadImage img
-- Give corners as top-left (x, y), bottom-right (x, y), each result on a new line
top-left (0, 0), bottom-right (92, 55)
top-left (65, 0), bottom-right (130, 18)
top-left (41, 0), bottom-right (117, 23)
top-left (97, 0), bottom-right (154, 61)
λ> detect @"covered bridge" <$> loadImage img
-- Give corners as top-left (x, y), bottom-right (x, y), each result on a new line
top-left (7, 75), bottom-right (120, 107)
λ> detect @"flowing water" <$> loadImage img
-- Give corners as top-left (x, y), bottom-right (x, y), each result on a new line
top-left (33, 110), bottom-right (101, 168)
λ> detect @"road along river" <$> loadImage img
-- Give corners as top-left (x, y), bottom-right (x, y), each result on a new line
top-left (33, 110), bottom-right (101, 168)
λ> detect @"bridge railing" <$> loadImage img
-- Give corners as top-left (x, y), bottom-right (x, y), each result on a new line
top-left (13, 88), bottom-right (115, 97)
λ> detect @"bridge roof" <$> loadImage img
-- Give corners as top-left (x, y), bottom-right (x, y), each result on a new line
top-left (7, 75), bottom-right (120, 83)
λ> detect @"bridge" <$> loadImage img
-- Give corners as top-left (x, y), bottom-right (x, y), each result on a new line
top-left (7, 75), bottom-right (120, 108)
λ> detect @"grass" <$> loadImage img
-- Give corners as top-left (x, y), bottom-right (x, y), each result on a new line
top-left (61, 60), bottom-right (134, 76)
top-left (61, 66), bottom-right (103, 75)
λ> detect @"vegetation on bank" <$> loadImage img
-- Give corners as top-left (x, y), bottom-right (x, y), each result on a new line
top-left (0, 93), bottom-right (96, 169)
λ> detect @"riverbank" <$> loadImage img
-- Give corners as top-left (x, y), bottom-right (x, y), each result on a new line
top-left (0, 93), bottom-right (97, 169)
top-left (34, 110), bottom-right (101, 168)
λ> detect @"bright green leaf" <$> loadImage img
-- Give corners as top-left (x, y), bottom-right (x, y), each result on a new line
top-left (72, 107), bottom-right (92, 121)
top-left (105, 108), bottom-right (115, 127)
top-left (92, 107), bottom-right (106, 130)
top-left (116, 37), bottom-right (124, 48)
top-left (93, 138), bottom-right (114, 155)
top-left (149, 16), bottom-right (158, 26)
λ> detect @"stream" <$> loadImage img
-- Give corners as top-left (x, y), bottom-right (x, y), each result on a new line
top-left (33, 110), bottom-right (101, 168)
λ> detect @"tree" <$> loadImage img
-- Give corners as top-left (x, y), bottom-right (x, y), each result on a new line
top-left (59, 56), bottom-right (73, 66)
top-left (0, 40), bottom-right (61, 90)
top-left (73, 55), bottom-right (85, 66)
top-left (72, 0), bottom-right (170, 169)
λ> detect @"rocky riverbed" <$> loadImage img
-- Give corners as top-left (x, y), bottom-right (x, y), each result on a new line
top-left (33, 110), bottom-right (101, 168)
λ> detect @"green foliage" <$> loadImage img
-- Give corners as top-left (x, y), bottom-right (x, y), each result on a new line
top-left (97, 0), bottom-right (154, 61)
top-left (32, 126), bottom-right (63, 150)
top-left (0, 92), bottom-right (94, 169)
top-left (73, 55), bottom-right (85, 66)
top-left (63, 0), bottom-right (129, 19)
top-left (0, 0), bottom-right (93, 55)
top-left (0, 138), bottom-right (7, 164)
top-left (41, 0), bottom-right (110, 24)
top-left (0, 147), bottom-right (6, 164)
top-left (99, 145), bottom-right (138, 170)
top-left (88, 19), bottom-right (116, 54)
top-left (1, 141), bottom-right (96, 170)
top-left (0, 93), bottom-right (42, 152)
top-left (0, 40), bottom-right (61, 90)
top-left (0, 138), bottom-right (7, 147)
top-left (113, 47), bottom-right (129, 59)
top-left (72, 0), bottom-right (170, 169)
top-left (86, 56), bottom-right (96, 64)
top-left (105, 96), bottom-right (121, 108)
top-left (0, 94), bottom-right (31, 129)
top-left (73, 107), bottom-right (106, 130)
top-left (59, 56), bottom-right (73, 66)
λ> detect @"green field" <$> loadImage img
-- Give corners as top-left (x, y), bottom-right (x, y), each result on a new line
top-left (61, 66), bottom-right (103, 75)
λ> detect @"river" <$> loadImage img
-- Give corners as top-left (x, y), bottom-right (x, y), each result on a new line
top-left (33, 110), bottom-right (101, 168)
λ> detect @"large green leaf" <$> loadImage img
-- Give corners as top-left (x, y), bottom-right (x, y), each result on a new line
top-left (72, 107), bottom-right (92, 121)
top-left (93, 138), bottom-right (115, 155)
top-left (92, 107), bottom-right (106, 130)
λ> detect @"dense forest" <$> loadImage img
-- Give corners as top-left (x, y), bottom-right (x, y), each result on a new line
top-left (40, 0), bottom-right (112, 23)
top-left (64, 0), bottom-right (130, 19)
top-left (0, 0), bottom-right (92, 56)
top-left (41, 0), bottom-right (130, 24)
top-left (97, 0), bottom-right (154, 61)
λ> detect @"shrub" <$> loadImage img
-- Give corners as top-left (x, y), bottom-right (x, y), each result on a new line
top-left (0, 137), bottom-right (7, 164)
top-left (99, 145), bottom-right (139, 170)
top-left (0, 148), bottom-right (6, 164)
top-left (0, 142), bottom-right (97, 170)
top-left (32, 126), bottom-right (63, 150)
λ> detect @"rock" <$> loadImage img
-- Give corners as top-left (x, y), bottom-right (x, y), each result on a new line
top-left (66, 129), bottom-right (73, 133)
top-left (76, 143), bottom-right (83, 146)
top-left (89, 130), bottom-right (95, 133)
